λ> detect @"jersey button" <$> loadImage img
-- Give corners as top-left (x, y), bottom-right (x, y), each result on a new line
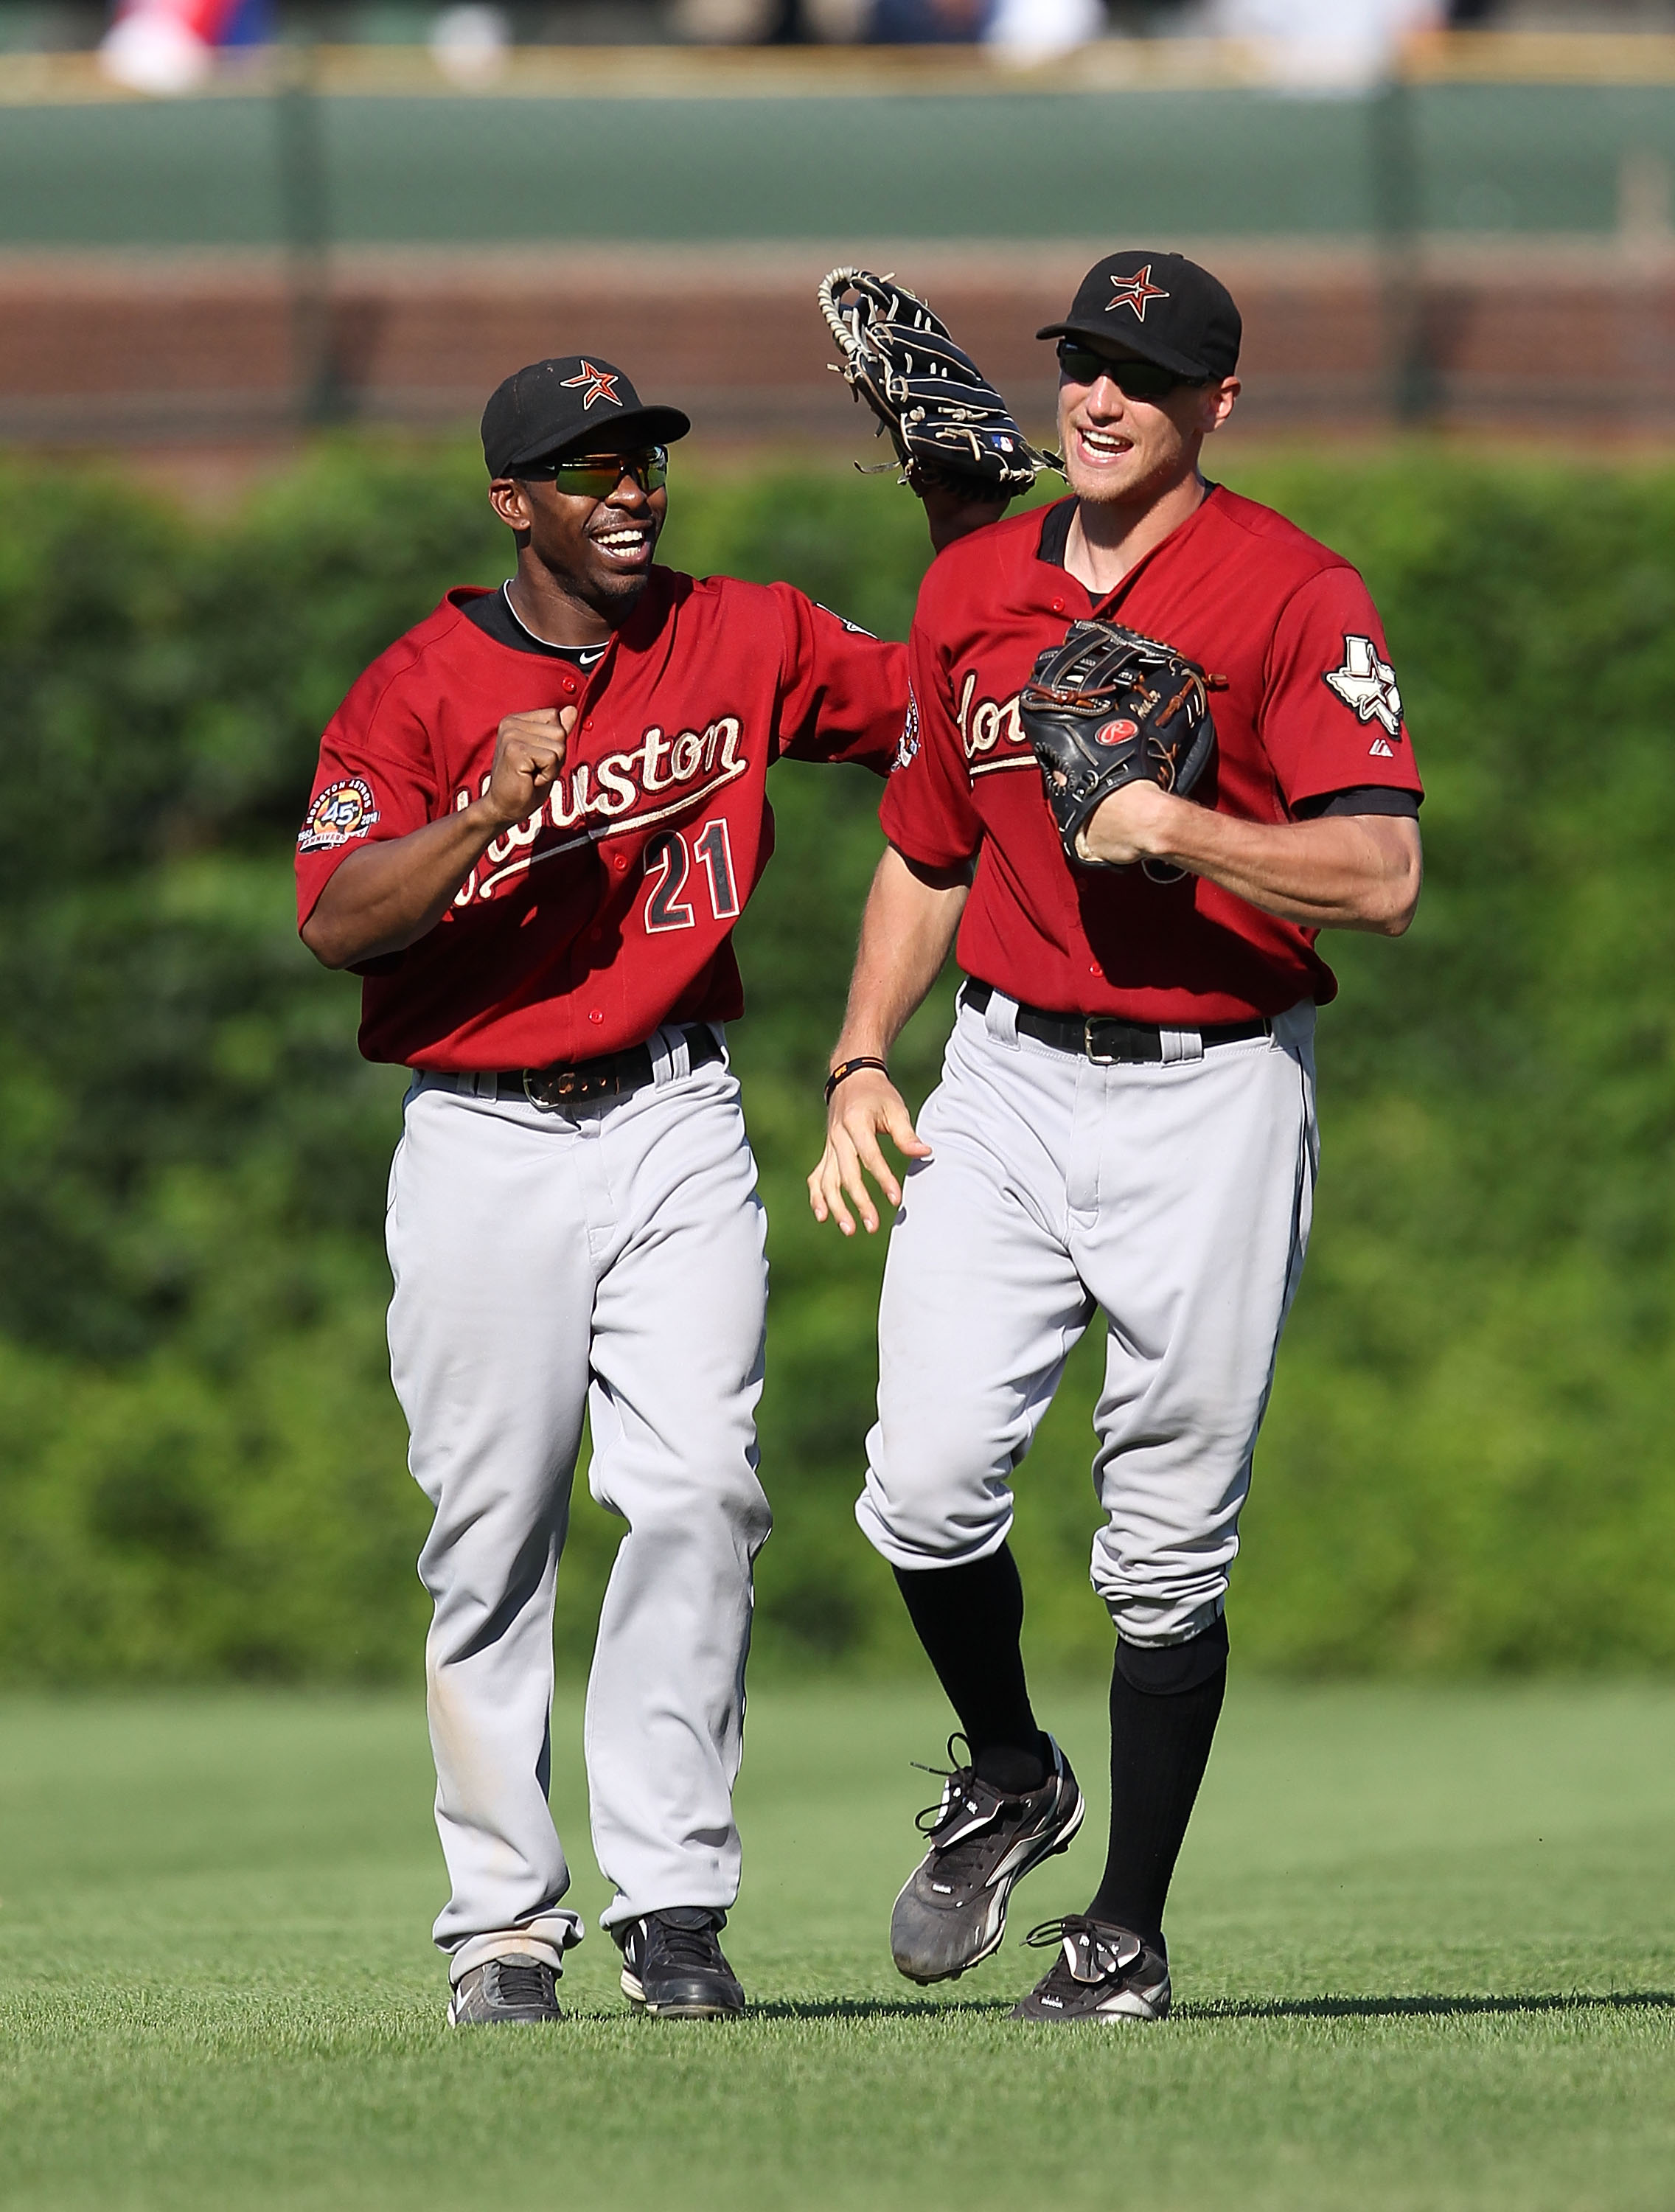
top-left (1052, 599), bottom-right (1067, 613)
top-left (588, 1009), bottom-right (603, 1025)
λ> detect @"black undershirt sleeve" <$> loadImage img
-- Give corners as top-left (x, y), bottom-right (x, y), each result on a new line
top-left (1292, 786), bottom-right (1421, 820)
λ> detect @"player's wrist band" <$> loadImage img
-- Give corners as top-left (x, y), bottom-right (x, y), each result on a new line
top-left (824, 1055), bottom-right (889, 1102)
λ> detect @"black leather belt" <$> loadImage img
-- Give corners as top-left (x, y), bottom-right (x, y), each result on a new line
top-left (961, 980), bottom-right (1269, 1065)
top-left (479, 1024), bottom-right (722, 1107)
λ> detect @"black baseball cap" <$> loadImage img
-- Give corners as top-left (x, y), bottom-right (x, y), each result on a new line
top-left (481, 355), bottom-right (692, 477)
top-left (1037, 252), bottom-right (1242, 381)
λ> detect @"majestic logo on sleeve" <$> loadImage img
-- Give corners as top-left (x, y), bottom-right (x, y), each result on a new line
top-left (454, 714), bottom-right (750, 905)
top-left (1324, 634), bottom-right (1404, 752)
top-left (1106, 266), bottom-right (1170, 321)
top-left (298, 777), bottom-right (379, 852)
top-left (560, 361), bottom-right (621, 410)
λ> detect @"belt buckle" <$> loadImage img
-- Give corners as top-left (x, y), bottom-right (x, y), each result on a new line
top-left (524, 1064), bottom-right (588, 1107)
top-left (1084, 1018), bottom-right (1117, 1065)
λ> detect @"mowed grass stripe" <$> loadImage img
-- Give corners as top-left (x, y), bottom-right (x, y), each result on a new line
top-left (1, 1683), bottom-right (1671, 2211)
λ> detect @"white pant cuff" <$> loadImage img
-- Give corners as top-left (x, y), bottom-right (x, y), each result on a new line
top-left (1101, 1595), bottom-right (1227, 1647)
top-left (450, 1916), bottom-right (585, 1984)
top-left (853, 1489), bottom-right (1014, 1571)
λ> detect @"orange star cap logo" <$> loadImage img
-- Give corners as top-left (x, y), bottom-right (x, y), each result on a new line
top-left (1105, 266), bottom-right (1171, 321)
top-left (561, 361), bottom-right (621, 410)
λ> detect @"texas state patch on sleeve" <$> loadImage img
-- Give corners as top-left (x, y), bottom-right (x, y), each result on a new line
top-left (1323, 635), bottom-right (1404, 755)
top-left (299, 776), bottom-right (380, 852)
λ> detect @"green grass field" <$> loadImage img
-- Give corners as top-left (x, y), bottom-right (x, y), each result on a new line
top-left (1, 1680), bottom-right (1672, 2211)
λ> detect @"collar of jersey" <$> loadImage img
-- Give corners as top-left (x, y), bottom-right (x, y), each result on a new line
top-left (1039, 481), bottom-right (1225, 619)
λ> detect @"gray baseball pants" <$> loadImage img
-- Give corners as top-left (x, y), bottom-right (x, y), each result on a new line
top-left (857, 987), bottom-right (1318, 1646)
top-left (386, 1031), bottom-right (770, 1984)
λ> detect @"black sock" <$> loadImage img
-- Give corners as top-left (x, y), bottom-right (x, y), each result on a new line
top-left (893, 1546), bottom-right (1048, 1792)
top-left (1086, 1615), bottom-right (1229, 1949)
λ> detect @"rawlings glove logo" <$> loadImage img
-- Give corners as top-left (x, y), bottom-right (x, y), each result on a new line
top-left (1018, 619), bottom-right (1221, 872)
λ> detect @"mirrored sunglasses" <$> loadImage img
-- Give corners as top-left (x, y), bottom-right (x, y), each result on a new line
top-left (1054, 344), bottom-right (1203, 398)
top-left (526, 447), bottom-right (669, 497)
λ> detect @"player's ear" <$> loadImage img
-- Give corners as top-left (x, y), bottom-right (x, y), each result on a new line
top-left (488, 476), bottom-right (535, 535)
top-left (1199, 378), bottom-right (1240, 435)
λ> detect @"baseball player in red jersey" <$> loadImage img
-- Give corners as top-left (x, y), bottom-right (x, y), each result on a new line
top-left (295, 357), bottom-right (992, 2026)
top-left (809, 254), bottom-right (1424, 2020)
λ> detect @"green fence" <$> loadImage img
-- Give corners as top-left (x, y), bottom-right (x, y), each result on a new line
top-left (0, 52), bottom-right (1671, 246)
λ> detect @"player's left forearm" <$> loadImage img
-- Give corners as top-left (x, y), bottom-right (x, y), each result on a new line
top-left (1084, 785), bottom-right (1422, 934)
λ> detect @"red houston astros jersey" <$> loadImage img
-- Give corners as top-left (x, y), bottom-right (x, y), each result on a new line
top-left (881, 488), bottom-right (1424, 1024)
top-left (296, 573), bottom-right (902, 1069)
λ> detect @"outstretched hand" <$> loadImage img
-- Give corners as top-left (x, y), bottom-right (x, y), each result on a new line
top-left (807, 1068), bottom-right (933, 1237)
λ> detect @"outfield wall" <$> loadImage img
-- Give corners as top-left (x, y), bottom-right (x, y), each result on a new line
top-left (3, 35), bottom-right (1675, 442)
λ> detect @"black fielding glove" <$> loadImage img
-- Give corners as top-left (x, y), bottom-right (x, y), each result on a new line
top-left (818, 265), bottom-right (1054, 498)
top-left (1019, 618), bottom-right (1223, 872)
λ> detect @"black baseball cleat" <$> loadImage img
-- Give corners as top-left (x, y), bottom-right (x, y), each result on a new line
top-left (615, 1907), bottom-right (745, 2018)
top-left (1011, 1916), bottom-right (1171, 2023)
top-left (447, 1956), bottom-right (562, 2025)
top-left (889, 1736), bottom-right (1084, 1986)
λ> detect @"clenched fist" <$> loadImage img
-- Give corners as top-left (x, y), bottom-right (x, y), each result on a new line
top-left (477, 706), bottom-right (577, 832)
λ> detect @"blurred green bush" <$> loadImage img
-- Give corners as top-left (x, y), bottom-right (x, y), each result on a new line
top-left (0, 440), bottom-right (1670, 1683)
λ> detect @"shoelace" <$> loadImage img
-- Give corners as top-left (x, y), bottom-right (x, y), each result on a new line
top-left (1022, 1916), bottom-right (1143, 1983)
top-left (911, 1734), bottom-right (991, 1838)
top-left (911, 1738), bottom-right (1045, 1886)
top-left (646, 1914), bottom-right (726, 1974)
top-left (492, 1960), bottom-right (555, 2006)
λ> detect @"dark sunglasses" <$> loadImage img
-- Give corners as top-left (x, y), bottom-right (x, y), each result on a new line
top-left (524, 447), bottom-right (669, 497)
top-left (1055, 344), bottom-right (1204, 398)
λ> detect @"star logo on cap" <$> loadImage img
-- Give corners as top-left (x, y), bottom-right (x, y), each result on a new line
top-left (561, 361), bottom-right (621, 410)
top-left (1106, 265), bottom-right (1170, 321)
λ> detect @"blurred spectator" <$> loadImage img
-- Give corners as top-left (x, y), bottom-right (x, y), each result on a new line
top-left (99, 0), bottom-right (271, 91)
top-left (986, 0), bottom-right (1106, 58)
top-left (1196, 0), bottom-right (1442, 88)
top-left (862, 0), bottom-right (1107, 44)
top-left (430, 1), bottom-right (509, 78)
top-left (869, 0), bottom-right (991, 38)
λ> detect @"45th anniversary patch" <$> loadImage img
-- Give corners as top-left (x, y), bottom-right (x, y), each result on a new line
top-left (299, 777), bottom-right (380, 852)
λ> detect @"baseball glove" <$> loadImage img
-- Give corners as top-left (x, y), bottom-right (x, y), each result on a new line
top-left (1019, 619), bottom-right (1224, 873)
top-left (818, 266), bottom-right (1052, 498)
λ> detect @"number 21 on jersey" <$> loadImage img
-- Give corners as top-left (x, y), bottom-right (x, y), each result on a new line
top-left (643, 821), bottom-right (740, 933)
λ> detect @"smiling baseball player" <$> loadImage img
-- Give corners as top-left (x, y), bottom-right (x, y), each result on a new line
top-left (809, 253), bottom-right (1424, 2021)
top-left (295, 352), bottom-right (1018, 2027)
